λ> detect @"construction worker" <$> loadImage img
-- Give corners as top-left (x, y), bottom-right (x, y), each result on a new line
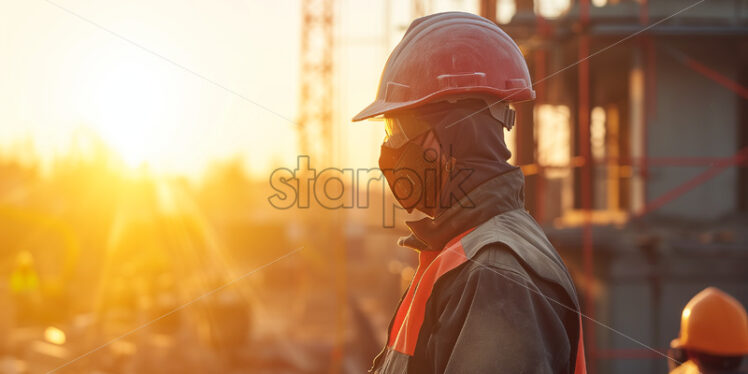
top-left (353, 12), bottom-right (586, 373)
top-left (668, 287), bottom-right (748, 374)
top-left (9, 250), bottom-right (41, 325)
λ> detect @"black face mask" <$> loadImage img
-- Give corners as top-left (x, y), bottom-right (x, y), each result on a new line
top-left (379, 131), bottom-right (450, 214)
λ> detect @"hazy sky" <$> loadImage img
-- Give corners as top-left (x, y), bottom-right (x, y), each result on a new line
top-left (0, 0), bottom-right (568, 177)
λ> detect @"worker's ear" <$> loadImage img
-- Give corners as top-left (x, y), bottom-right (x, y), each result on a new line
top-left (667, 347), bottom-right (688, 371)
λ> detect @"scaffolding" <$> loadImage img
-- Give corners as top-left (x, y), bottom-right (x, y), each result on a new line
top-left (481, 0), bottom-right (748, 372)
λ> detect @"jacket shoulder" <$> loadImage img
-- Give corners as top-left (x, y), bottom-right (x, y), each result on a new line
top-left (459, 209), bottom-right (581, 307)
top-left (461, 242), bottom-right (532, 280)
top-left (427, 242), bottom-right (539, 309)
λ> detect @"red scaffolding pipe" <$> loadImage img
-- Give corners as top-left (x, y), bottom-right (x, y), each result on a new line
top-left (595, 348), bottom-right (666, 360)
top-left (639, 0), bottom-right (652, 209)
top-left (519, 154), bottom-right (748, 174)
top-left (534, 14), bottom-right (548, 224)
top-left (578, 0), bottom-right (594, 369)
top-left (636, 147), bottom-right (748, 217)
top-left (665, 47), bottom-right (748, 100)
top-left (625, 156), bottom-right (748, 167)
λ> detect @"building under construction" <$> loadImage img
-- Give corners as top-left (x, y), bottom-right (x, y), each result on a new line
top-left (478, 0), bottom-right (748, 372)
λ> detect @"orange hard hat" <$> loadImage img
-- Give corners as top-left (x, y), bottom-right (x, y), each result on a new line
top-left (671, 287), bottom-right (748, 356)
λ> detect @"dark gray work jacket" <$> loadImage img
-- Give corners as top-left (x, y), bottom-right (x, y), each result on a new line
top-left (371, 169), bottom-right (587, 374)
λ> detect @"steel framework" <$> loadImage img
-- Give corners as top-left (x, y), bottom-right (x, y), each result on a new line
top-left (298, 0), bottom-right (335, 164)
top-left (298, 3), bottom-right (347, 374)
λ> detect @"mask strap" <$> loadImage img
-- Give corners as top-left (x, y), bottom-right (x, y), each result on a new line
top-left (487, 102), bottom-right (516, 130)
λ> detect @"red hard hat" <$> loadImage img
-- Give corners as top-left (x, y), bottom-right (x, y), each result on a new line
top-left (352, 12), bottom-right (535, 122)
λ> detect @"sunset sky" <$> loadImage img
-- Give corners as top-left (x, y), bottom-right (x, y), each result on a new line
top-left (0, 0), bottom-right (570, 177)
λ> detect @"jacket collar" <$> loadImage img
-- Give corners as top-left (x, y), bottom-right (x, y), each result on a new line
top-left (398, 167), bottom-right (526, 252)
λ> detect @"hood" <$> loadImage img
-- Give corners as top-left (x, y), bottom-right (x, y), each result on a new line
top-left (399, 167), bottom-right (526, 252)
top-left (416, 99), bottom-right (518, 212)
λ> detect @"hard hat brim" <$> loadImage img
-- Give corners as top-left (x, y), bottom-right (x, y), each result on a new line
top-left (671, 337), bottom-right (748, 356)
top-left (352, 98), bottom-right (417, 122)
top-left (352, 87), bottom-right (535, 122)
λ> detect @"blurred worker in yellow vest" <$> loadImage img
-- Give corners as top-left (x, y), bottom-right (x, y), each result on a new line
top-left (9, 251), bottom-right (41, 325)
top-left (668, 287), bottom-right (748, 374)
top-left (10, 251), bottom-right (39, 294)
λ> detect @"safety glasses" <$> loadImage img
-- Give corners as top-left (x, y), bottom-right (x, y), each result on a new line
top-left (382, 114), bottom-right (431, 149)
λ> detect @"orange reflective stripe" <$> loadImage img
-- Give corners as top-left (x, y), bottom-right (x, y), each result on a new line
top-left (575, 315), bottom-right (587, 374)
top-left (387, 249), bottom-right (439, 348)
top-left (388, 228), bottom-right (475, 355)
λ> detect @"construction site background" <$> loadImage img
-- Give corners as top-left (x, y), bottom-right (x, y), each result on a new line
top-left (1, 0), bottom-right (747, 373)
